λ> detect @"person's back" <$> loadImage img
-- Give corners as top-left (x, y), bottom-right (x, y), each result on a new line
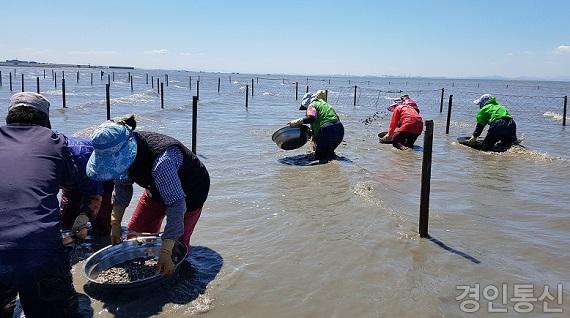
top-left (59, 136), bottom-right (113, 235)
top-left (476, 99), bottom-right (512, 126)
top-left (0, 92), bottom-right (78, 318)
top-left (310, 99), bottom-right (339, 137)
top-left (0, 124), bottom-right (66, 265)
top-left (0, 103), bottom-right (64, 266)
top-left (394, 103), bottom-right (423, 134)
top-left (469, 94), bottom-right (517, 151)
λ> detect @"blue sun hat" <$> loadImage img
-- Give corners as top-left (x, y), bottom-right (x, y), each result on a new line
top-left (86, 121), bottom-right (137, 181)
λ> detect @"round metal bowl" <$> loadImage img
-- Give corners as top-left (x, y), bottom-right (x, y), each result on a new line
top-left (82, 236), bottom-right (187, 289)
top-left (272, 125), bottom-right (309, 150)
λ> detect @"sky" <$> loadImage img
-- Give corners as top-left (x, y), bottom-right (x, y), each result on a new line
top-left (1, 0), bottom-right (569, 79)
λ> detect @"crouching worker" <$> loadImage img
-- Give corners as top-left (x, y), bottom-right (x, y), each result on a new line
top-left (380, 95), bottom-right (423, 149)
top-left (0, 93), bottom-right (79, 318)
top-left (86, 115), bottom-right (210, 275)
top-left (288, 90), bottom-right (344, 160)
top-left (467, 94), bottom-right (517, 151)
top-left (60, 136), bottom-right (115, 237)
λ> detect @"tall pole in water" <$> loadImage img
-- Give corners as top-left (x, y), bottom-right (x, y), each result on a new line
top-left (21, 74), bottom-right (24, 92)
top-left (62, 78), bottom-right (66, 108)
top-left (563, 96), bottom-right (567, 127)
top-left (419, 120), bottom-right (434, 238)
top-left (245, 85), bottom-right (249, 108)
top-left (106, 83), bottom-right (111, 120)
top-left (196, 80), bottom-right (200, 100)
top-left (192, 96), bottom-right (198, 154)
top-left (439, 88), bottom-right (445, 113)
top-left (445, 95), bottom-right (453, 135)
top-left (36, 77), bottom-right (40, 93)
top-left (160, 82), bottom-right (164, 109)
top-left (353, 85), bottom-right (357, 106)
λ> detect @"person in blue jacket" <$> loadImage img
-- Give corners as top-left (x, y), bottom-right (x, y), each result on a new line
top-left (0, 93), bottom-right (80, 318)
top-left (59, 136), bottom-right (114, 237)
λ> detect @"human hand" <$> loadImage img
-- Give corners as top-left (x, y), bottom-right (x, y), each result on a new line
top-left (288, 118), bottom-right (304, 127)
top-left (157, 239), bottom-right (177, 275)
top-left (111, 223), bottom-right (122, 245)
top-left (71, 214), bottom-right (90, 241)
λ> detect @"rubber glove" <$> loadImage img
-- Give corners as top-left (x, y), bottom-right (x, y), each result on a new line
top-left (71, 214), bottom-right (90, 241)
top-left (380, 134), bottom-right (392, 143)
top-left (157, 239), bottom-right (177, 275)
top-left (288, 118), bottom-right (304, 127)
top-left (110, 206), bottom-right (126, 245)
top-left (467, 136), bottom-right (478, 145)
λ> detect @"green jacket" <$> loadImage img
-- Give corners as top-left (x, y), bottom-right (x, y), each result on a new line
top-left (310, 99), bottom-right (339, 136)
top-left (476, 96), bottom-right (512, 126)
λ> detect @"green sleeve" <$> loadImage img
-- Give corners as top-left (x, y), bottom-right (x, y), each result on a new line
top-left (475, 107), bottom-right (490, 126)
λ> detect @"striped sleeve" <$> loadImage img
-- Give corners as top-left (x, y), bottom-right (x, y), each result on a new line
top-left (152, 146), bottom-right (186, 205)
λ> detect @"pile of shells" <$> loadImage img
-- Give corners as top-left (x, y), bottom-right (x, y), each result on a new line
top-left (96, 257), bottom-right (158, 283)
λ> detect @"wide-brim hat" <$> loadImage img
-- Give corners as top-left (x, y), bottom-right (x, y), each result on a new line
top-left (299, 93), bottom-right (313, 110)
top-left (86, 121), bottom-right (137, 181)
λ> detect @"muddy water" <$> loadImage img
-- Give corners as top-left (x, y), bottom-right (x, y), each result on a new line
top-left (1, 68), bottom-right (569, 317)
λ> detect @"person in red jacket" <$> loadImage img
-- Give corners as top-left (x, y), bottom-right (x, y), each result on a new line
top-left (379, 95), bottom-right (423, 149)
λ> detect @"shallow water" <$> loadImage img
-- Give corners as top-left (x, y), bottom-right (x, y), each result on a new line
top-left (1, 68), bottom-right (569, 317)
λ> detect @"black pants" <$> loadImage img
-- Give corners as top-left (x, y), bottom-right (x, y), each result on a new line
top-left (482, 118), bottom-right (517, 151)
top-left (314, 121), bottom-right (344, 160)
top-left (392, 131), bottom-right (420, 149)
top-left (0, 255), bottom-right (78, 318)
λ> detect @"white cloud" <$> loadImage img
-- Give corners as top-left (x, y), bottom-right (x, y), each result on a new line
top-left (143, 49), bottom-right (169, 55)
top-left (69, 50), bottom-right (117, 55)
top-left (553, 45), bottom-right (570, 55)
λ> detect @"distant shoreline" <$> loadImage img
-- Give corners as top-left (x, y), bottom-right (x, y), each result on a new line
top-left (0, 60), bottom-right (134, 70)
top-left (0, 60), bottom-right (568, 82)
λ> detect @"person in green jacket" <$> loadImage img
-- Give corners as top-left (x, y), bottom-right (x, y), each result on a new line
top-left (467, 94), bottom-right (517, 151)
top-left (288, 90), bottom-right (344, 160)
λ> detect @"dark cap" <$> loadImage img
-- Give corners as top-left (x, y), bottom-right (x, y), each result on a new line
top-left (9, 92), bottom-right (50, 116)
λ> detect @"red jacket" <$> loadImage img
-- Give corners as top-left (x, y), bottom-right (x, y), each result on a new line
top-left (388, 101), bottom-right (423, 136)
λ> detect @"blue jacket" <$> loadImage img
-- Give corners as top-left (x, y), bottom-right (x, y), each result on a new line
top-left (60, 136), bottom-right (103, 195)
top-left (0, 124), bottom-right (67, 275)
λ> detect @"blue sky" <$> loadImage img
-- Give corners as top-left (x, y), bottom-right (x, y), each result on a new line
top-left (1, 0), bottom-right (569, 79)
